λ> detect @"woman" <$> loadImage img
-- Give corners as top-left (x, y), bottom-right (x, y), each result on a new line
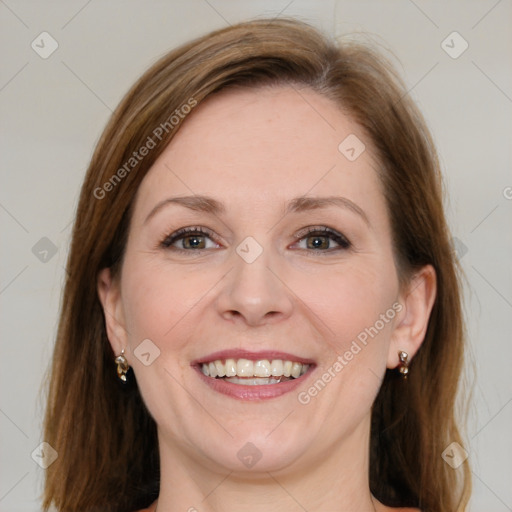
top-left (42, 18), bottom-right (471, 511)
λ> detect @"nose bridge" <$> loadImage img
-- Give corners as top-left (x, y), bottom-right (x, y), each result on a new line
top-left (216, 239), bottom-right (293, 325)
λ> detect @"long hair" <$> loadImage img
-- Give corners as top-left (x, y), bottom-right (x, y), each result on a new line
top-left (42, 18), bottom-right (471, 511)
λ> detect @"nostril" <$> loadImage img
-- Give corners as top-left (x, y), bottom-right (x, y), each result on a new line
top-left (223, 309), bottom-right (282, 324)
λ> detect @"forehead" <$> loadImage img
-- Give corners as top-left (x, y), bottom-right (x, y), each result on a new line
top-left (134, 85), bottom-right (383, 218)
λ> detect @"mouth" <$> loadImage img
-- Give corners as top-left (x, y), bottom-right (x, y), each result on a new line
top-left (192, 350), bottom-right (315, 401)
top-left (200, 358), bottom-right (309, 385)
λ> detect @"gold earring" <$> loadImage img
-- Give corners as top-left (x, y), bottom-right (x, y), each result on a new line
top-left (115, 349), bottom-right (129, 382)
top-left (398, 350), bottom-right (410, 378)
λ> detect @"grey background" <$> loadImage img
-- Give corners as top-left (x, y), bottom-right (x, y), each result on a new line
top-left (1, 1), bottom-right (511, 510)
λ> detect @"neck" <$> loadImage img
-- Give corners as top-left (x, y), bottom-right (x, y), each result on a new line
top-left (153, 414), bottom-right (379, 511)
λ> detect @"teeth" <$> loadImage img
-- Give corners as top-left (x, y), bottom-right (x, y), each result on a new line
top-left (224, 376), bottom-right (283, 386)
top-left (254, 359), bottom-right (271, 377)
top-left (270, 359), bottom-right (283, 376)
top-left (208, 361), bottom-right (217, 378)
top-left (225, 358), bottom-right (237, 377)
top-left (214, 360), bottom-right (225, 377)
top-left (200, 358), bottom-right (310, 380)
top-left (236, 359), bottom-right (254, 376)
top-left (291, 362), bottom-right (302, 378)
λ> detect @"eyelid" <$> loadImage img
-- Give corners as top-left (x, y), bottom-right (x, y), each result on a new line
top-left (160, 226), bottom-right (221, 249)
top-left (291, 225), bottom-right (352, 250)
top-left (294, 225), bottom-right (350, 241)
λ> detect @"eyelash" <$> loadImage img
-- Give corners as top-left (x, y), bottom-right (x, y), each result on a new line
top-left (293, 226), bottom-right (352, 251)
top-left (159, 226), bottom-right (352, 253)
top-left (160, 226), bottom-right (219, 250)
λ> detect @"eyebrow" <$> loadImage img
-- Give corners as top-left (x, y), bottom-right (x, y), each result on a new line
top-left (286, 196), bottom-right (370, 226)
top-left (144, 196), bottom-right (225, 224)
top-left (144, 194), bottom-right (369, 226)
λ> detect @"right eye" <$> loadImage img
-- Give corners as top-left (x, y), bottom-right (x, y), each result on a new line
top-left (160, 227), bottom-right (221, 252)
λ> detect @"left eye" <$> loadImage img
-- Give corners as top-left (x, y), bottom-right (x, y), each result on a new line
top-left (293, 228), bottom-right (351, 251)
top-left (161, 228), bottom-right (220, 250)
top-left (177, 234), bottom-right (215, 250)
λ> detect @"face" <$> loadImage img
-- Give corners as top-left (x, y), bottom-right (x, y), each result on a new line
top-left (100, 86), bottom-right (418, 475)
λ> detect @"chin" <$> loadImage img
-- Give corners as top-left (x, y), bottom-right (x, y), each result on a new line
top-left (195, 427), bottom-right (312, 474)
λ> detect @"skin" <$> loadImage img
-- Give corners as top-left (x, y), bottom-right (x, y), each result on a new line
top-left (98, 86), bottom-right (435, 512)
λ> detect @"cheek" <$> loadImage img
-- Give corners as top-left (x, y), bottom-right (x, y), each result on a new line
top-left (121, 257), bottom-right (204, 345)
top-left (303, 272), bottom-right (398, 406)
top-left (294, 263), bottom-right (398, 341)
top-left (291, 262), bottom-right (399, 433)
top-left (119, 258), bottom-right (215, 420)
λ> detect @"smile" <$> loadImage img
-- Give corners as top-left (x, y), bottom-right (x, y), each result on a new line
top-left (201, 358), bottom-right (310, 385)
top-left (193, 350), bottom-right (315, 400)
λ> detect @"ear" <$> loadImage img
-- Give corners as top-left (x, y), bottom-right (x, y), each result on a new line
top-left (387, 264), bottom-right (437, 369)
top-left (97, 267), bottom-right (128, 357)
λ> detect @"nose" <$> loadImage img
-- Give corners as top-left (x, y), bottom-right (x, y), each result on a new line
top-left (215, 249), bottom-right (294, 327)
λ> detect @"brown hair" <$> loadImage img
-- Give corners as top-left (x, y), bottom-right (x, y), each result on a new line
top-left (42, 18), bottom-right (471, 511)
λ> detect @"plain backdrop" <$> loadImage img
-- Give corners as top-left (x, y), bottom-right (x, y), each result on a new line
top-left (1, 1), bottom-right (511, 510)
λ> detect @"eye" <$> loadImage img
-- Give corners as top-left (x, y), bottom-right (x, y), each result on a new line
top-left (292, 226), bottom-right (351, 252)
top-left (160, 227), bottom-right (221, 251)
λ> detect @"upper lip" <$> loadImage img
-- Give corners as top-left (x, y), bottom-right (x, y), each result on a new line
top-left (192, 349), bottom-right (315, 366)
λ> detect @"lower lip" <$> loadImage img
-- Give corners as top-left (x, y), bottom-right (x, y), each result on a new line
top-left (194, 367), bottom-right (314, 401)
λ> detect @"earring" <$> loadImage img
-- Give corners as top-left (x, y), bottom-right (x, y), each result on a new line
top-left (115, 349), bottom-right (130, 382)
top-left (398, 350), bottom-right (410, 378)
